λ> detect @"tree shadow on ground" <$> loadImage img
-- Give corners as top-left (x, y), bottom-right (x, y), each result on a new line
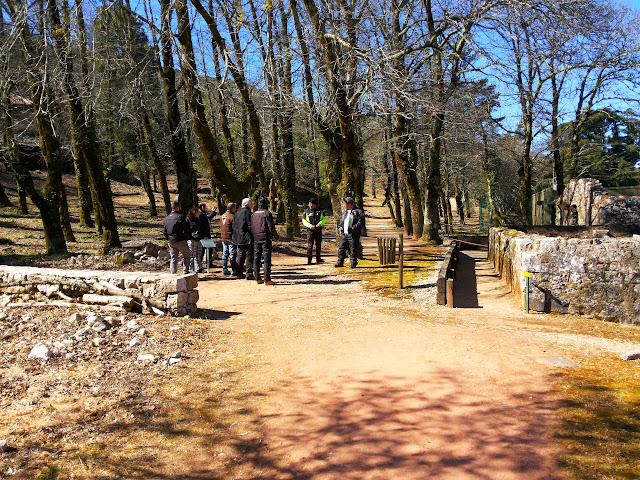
top-left (102, 367), bottom-right (557, 479)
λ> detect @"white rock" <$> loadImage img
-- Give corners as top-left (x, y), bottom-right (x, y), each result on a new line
top-left (161, 360), bottom-right (169, 367)
top-left (65, 353), bottom-right (75, 360)
top-left (170, 351), bottom-right (182, 359)
top-left (93, 338), bottom-right (108, 346)
top-left (21, 314), bottom-right (32, 322)
top-left (169, 358), bottom-right (181, 365)
top-left (621, 350), bottom-right (640, 361)
top-left (169, 326), bottom-right (181, 331)
top-left (28, 343), bottom-right (53, 361)
top-left (137, 354), bottom-right (155, 362)
top-left (126, 320), bottom-right (140, 330)
top-left (129, 337), bottom-right (141, 347)
top-left (75, 327), bottom-right (91, 337)
top-left (0, 438), bottom-right (8, 452)
top-left (86, 313), bottom-right (104, 326)
top-left (137, 328), bottom-right (147, 336)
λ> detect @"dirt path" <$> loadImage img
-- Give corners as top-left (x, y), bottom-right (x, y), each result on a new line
top-left (170, 209), bottom-right (583, 480)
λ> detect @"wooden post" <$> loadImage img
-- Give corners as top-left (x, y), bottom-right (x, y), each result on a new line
top-left (398, 233), bottom-right (404, 289)
top-left (446, 278), bottom-right (454, 307)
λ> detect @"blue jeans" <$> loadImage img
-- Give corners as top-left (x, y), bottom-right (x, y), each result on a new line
top-left (222, 241), bottom-right (237, 273)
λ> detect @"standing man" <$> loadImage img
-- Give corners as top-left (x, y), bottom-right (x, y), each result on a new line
top-left (335, 196), bottom-right (364, 269)
top-left (220, 202), bottom-right (237, 275)
top-left (232, 197), bottom-right (254, 280)
top-left (163, 201), bottom-right (191, 274)
top-left (302, 197), bottom-right (326, 264)
top-left (251, 196), bottom-right (279, 285)
top-left (197, 203), bottom-right (212, 271)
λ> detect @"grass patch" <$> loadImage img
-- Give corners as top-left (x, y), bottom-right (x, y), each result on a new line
top-left (349, 246), bottom-right (443, 298)
top-left (556, 355), bottom-right (640, 479)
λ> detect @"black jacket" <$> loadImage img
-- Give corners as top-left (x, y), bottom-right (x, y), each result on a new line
top-left (232, 206), bottom-right (253, 245)
top-left (251, 209), bottom-right (279, 242)
top-left (197, 210), bottom-right (211, 239)
top-left (339, 207), bottom-right (364, 235)
top-left (163, 211), bottom-right (190, 243)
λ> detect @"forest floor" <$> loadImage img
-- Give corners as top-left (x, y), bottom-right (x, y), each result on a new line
top-left (1, 171), bottom-right (640, 479)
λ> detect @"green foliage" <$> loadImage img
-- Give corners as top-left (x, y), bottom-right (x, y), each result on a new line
top-left (563, 108), bottom-right (640, 186)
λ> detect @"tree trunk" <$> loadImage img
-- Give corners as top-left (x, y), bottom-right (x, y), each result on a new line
top-left (73, 0), bottom-right (95, 228)
top-left (276, 3), bottom-right (300, 237)
top-left (1, 78), bottom-right (66, 254)
top-left (138, 104), bottom-right (171, 214)
top-left (141, 171), bottom-right (157, 217)
top-left (17, 186), bottom-right (27, 214)
top-left (48, 0), bottom-right (120, 249)
top-left (0, 176), bottom-right (12, 207)
top-left (391, 143), bottom-right (403, 228)
top-left (59, 185), bottom-right (76, 242)
top-left (174, 0), bottom-right (244, 202)
top-left (423, 110), bottom-right (444, 244)
top-left (401, 181), bottom-right (413, 236)
top-left (159, 0), bottom-right (196, 210)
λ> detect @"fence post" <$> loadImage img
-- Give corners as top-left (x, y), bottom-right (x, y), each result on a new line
top-left (398, 234), bottom-right (404, 289)
top-left (446, 278), bottom-right (454, 307)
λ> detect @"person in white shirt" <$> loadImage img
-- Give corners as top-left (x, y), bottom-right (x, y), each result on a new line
top-left (335, 197), bottom-right (364, 268)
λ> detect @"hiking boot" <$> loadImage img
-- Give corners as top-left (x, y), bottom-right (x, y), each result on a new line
top-left (246, 274), bottom-right (255, 281)
top-left (256, 278), bottom-right (264, 284)
top-left (264, 280), bottom-right (275, 285)
top-left (222, 269), bottom-right (230, 275)
top-left (307, 257), bottom-right (312, 265)
top-left (316, 258), bottom-right (325, 263)
top-left (350, 262), bottom-right (358, 269)
top-left (334, 263), bottom-right (344, 268)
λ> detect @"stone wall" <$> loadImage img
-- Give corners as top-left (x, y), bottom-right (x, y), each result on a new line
top-left (0, 266), bottom-right (199, 317)
top-left (557, 178), bottom-right (640, 226)
top-left (489, 228), bottom-right (640, 324)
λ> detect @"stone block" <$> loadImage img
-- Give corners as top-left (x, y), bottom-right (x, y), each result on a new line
top-left (187, 290), bottom-right (199, 305)
top-left (183, 273), bottom-right (198, 290)
top-left (166, 292), bottom-right (188, 309)
top-left (157, 277), bottom-right (187, 294)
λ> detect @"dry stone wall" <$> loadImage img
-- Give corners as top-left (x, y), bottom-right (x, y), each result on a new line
top-left (489, 228), bottom-right (640, 324)
top-left (557, 178), bottom-right (640, 226)
top-left (0, 266), bottom-right (199, 317)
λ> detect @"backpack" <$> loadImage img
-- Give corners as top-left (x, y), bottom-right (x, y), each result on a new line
top-left (189, 218), bottom-right (200, 240)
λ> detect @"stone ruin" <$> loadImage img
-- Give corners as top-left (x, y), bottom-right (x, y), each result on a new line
top-left (0, 266), bottom-right (199, 317)
top-left (556, 178), bottom-right (640, 226)
top-left (489, 227), bottom-right (639, 324)
top-left (490, 178), bottom-right (640, 324)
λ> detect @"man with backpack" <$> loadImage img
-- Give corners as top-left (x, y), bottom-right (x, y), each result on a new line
top-left (163, 201), bottom-right (191, 274)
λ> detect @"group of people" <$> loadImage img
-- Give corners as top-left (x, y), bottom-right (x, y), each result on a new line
top-left (162, 201), bottom-right (215, 275)
top-left (163, 195), bottom-right (365, 282)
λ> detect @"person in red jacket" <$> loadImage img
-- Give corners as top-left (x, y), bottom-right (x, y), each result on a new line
top-left (251, 196), bottom-right (279, 285)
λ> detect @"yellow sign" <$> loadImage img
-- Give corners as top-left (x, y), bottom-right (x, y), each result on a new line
top-left (521, 271), bottom-right (531, 277)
